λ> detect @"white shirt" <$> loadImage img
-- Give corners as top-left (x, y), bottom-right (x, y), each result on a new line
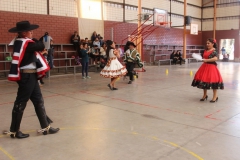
top-left (20, 62), bottom-right (37, 69)
top-left (43, 35), bottom-right (53, 49)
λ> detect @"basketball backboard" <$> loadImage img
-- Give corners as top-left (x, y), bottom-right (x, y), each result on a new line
top-left (153, 8), bottom-right (168, 27)
top-left (190, 24), bottom-right (198, 35)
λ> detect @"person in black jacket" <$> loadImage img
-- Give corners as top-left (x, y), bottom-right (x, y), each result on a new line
top-left (71, 31), bottom-right (80, 51)
top-left (176, 50), bottom-right (183, 65)
top-left (3, 21), bottom-right (59, 139)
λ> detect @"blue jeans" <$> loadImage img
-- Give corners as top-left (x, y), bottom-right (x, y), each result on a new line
top-left (82, 62), bottom-right (88, 76)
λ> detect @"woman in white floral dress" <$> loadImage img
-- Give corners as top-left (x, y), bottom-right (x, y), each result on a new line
top-left (100, 40), bottom-right (127, 90)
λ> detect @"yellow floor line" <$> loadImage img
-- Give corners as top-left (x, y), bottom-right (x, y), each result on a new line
top-left (0, 127), bottom-right (204, 160)
top-left (0, 146), bottom-right (15, 160)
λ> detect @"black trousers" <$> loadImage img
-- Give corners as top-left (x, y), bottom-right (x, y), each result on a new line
top-left (10, 73), bottom-right (50, 132)
top-left (172, 57), bottom-right (183, 64)
top-left (126, 62), bottom-right (135, 81)
top-left (73, 42), bottom-right (79, 51)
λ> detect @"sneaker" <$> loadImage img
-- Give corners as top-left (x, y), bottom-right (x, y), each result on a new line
top-left (82, 76), bottom-right (86, 79)
top-left (86, 76), bottom-right (91, 79)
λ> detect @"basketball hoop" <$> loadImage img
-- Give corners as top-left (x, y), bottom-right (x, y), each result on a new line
top-left (157, 22), bottom-right (172, 28)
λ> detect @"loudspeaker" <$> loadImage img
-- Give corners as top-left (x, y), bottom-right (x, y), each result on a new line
top-left (185, 16), bottom-right (191, 26)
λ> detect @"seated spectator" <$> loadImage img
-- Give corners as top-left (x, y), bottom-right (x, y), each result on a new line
top-left (93, 37), bottom-right (101, 48)
top-left (85, 37), bottom-right (92, 48)
top-left (100, 43), bottom-right (107, 59)
top-left (71, 31), bottom-right (80, 51)
top-left (99, 36), bottom-right (104, 46)
top-left (170, 51), bottom-right (178, 65)
top-left (99, 43), bottom-right (107, 68)
top-left (176, 50), bottom-right (183, 65)
top-left (90, 45), bottom-right (100, 65)
top-left (170, 50), bottom-right (183, 65)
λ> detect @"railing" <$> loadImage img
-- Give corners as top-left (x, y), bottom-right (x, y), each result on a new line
top-left (0, 43), bottom-right (205, 78)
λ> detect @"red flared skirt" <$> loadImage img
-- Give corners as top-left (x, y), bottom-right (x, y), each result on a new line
top-left (191, 63), bottom-right (224, 89)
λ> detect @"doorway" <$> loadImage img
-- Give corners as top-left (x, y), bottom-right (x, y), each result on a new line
top-left (219, 39), bottom-right (235, 60)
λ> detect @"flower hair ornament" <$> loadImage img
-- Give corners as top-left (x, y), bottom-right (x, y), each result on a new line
top-left (213, 39), bottom-right (217, 43)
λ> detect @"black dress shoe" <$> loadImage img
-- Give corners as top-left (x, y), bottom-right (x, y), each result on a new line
top-left (40, 79), bottom-right (44, 84)
top-left (128, 81), bottom-right (132, 84)
top-left (112, 87), bottom-right (118, 90)
top-left (43, 127), bottom-right (60, 135)
top-left (12, 131), bottom-right (29, 139)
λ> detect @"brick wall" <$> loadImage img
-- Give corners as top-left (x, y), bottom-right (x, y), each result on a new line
top-left (104, 21), bottom-right (202, 45)
top-left (0, 10), bottom-right (78, 44)
top-left (202, 30), bottom-right (240, 59)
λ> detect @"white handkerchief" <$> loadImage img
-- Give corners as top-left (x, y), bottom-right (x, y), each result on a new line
top-left (192, 53), bottom-right (203, 61)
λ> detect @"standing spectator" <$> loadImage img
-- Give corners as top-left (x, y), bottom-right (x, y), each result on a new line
top-left (39, 49), bottom-right (48, 86)
top-left (71, 31), bottom-right (80, 51)
top-left (47, 40), bottom-right (54, 69)
top-left (74, 44), bottom-right (83, 66)
top-left (91, 31), bottom-right (97, 43)
top-left (81, 43), bottom-right (91, 79)
top-left (221, 47), bottom-right (228, 61)
top-left (39, 32), bottom-right (53, 84)
top-left (221, 47), bottom-right (226, 55)
top-left (40, 32), bottom-right (53, 52)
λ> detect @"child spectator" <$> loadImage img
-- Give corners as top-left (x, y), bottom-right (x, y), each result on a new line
top-left (75, 43), bottom-right (83, 66)
top-left (90, 45), bottom-right (100, 65)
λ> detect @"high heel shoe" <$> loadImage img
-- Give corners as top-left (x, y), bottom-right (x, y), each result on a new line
top-left (200, 95), bottom-right (208, 101)
top-left (107, 84), bottom-right (113, 90)
top-left (210, 97), bottom-right (218, 103)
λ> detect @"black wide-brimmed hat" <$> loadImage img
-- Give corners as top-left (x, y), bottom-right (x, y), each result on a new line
top-left (128, 42), bottom-right (136, 47)
top-left (8, 21), bottom-right (39, 33)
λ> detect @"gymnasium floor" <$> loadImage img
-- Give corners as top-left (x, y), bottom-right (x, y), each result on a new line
top-left (0, 62), bottom-right (240, 160)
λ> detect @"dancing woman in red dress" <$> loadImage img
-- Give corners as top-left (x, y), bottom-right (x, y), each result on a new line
top-left (191, 38), bottom-right (224, 102)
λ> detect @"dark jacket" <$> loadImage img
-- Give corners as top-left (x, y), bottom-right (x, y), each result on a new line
top-left (71, 34), bottom-right (80, 44)
top-left (81, 49), bottom-right (89, 63)
top-left (19, 39), bottom-right (45, 67)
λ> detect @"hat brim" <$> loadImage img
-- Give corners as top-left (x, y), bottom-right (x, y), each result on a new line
top-left (129, 43), bottom-right (136, 47)
top-left (8, 24), bottom-right (39, 33)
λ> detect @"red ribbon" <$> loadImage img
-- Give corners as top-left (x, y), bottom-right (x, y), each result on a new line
top-left (213, 39), bottom-right (216, 43)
